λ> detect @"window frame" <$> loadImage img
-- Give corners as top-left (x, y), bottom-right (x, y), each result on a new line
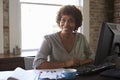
top-left (9, 0), bottom-right (21, 53)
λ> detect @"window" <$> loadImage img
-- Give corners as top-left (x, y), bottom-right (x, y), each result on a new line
top-left (9, 0), bottom-right (90, 56)
top-left (21, 3), bottom-right (61, 52)
top-left (21, 0), bottom-right (82, 56)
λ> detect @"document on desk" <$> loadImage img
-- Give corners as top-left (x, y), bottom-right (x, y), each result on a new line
top-left (0, 67), bottom-right (66, 80)
top-left (35, 68), bottom-right (65, 79)
top-left (0, 67), bottom-right (37, 80)
top-left (0, 71), bottom-right (13, 80)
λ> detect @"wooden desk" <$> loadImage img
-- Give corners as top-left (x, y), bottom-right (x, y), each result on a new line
top-left (0, 68), bottom-right (119, 80)
top-left (0, 54), bottom-right (120, 80)
top-left (0, 53), bottom-right (35, 71)
top-left (0, 54), bottom-right (25, 71)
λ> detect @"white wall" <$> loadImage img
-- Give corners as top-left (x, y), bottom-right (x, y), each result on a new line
top-left (0, 0), bottom-right (3, 53)
top-left (9, 0), bottom-right (21, 53)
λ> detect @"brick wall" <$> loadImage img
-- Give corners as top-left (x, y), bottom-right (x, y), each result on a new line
top-left (114, 0), bottom-right (120, 23)
top-left (3, 0), bottom-right (117, 53)
top-left (89, 0), bottom-right (114, 51)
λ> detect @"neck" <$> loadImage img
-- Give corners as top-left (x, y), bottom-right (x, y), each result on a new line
top-left (59, 32), bottom-right (74, 39)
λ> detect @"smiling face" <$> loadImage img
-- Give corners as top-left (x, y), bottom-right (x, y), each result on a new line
top-left (56, 5), bottom-right (83, 32)
top-left (60, 15), bottom-right (76, 34)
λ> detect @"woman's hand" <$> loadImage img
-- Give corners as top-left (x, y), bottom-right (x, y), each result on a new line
top-left (64, 58), bottom-right (93, 68)
top-left (65, 57), bottom-right (81, 67)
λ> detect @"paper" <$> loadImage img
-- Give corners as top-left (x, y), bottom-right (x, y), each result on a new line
top-left (0, 67), bottom-right (73, 80)
top-left (0, 71), bottom-right (13, 80)
top-left (8, 67), bottom-right (37, 80)
top-left (34, 68), bottom-right (65, 79)
top-left (0, 67), bottom-right (37, 80)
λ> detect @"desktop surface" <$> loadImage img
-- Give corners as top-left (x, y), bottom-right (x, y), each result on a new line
top-left (100, 68), bottom-right (120, 79)
top-left (0, 67), bottom-right (120, 80)
top-left (75, 73), bottom-right (119, 80)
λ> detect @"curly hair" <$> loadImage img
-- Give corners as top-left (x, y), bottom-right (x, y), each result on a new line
top-left (56, 5), bottom-right (83, 31)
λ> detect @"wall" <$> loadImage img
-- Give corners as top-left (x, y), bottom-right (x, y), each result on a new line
top-left (114, 0), bottom-right (120, 23)
top-left (89, 0), bottom-right (114, 51)
top-left (2, 0), bottom-right (117, 53)
top-left (3, 0), bottom-right (9, 53)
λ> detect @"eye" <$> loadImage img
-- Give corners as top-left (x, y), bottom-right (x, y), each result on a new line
top-left (60, 19), bottom-right (65, 23)
top-left (68, 19), bottom-right (75, 23)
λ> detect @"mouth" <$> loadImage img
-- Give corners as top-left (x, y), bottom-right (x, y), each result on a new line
top-left (63, 27), bottom-right (73, 31)
top-left (64, 27), bottom-right (69, 30)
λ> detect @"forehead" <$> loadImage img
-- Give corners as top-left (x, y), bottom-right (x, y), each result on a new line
top-left (61, 15), bottom-right (74, 20)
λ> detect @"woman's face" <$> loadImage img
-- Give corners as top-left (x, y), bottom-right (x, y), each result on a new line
top-left (59, 15), bottom-right (76, 34)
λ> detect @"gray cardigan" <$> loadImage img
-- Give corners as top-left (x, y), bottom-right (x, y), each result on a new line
top-left (33, 32), bottom-right (94, 69)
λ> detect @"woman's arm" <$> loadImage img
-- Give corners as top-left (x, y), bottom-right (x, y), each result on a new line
top-left (36, 57), bottom-right (91, 69)
top-left (36, 61), bottom-right (66, 69)
top-left (79, 58), bottom-right (93, 65)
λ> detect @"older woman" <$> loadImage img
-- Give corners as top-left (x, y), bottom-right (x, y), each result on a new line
top-left (33, 5), bottom-right (94, 69)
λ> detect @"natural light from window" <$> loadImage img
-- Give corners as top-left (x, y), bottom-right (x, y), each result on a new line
top-left (20, 0), bottom-right (83, 56)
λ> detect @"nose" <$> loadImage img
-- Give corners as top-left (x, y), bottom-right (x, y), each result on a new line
top-left (64, 20), bottom-right (70, 27)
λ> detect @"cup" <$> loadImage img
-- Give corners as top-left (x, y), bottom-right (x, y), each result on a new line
top-left (62, 69), bottom-right (77, 79)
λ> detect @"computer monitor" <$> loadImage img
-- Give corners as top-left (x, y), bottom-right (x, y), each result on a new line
top-left (94, 22), bottom-right (120, 65)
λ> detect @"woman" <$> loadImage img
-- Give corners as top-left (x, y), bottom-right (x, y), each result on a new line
top-left (33, 5), bottom-right (94, 69)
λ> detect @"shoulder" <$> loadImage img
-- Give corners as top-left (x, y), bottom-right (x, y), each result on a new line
top-left (76, 32), bottom-right (86, 39)
top-left (43, 32), bottom-right (59, 42)
top-left (44, 32), bottom-right (58, 39)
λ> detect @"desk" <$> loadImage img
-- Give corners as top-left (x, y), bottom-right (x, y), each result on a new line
top-left (0, 54), bottom-right (35, 71)
top-left (0, 54), bottom-right (120, 80)
top-left (75, 74), bottom-right (119, 80)
top-left (0, 67), bottom-right (119, 80)
top-left (0, 54), bottom-right (25, 71)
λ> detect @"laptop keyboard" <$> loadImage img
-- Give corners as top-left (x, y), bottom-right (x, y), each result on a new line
top-left (74, 62), bottom-right (116, 75)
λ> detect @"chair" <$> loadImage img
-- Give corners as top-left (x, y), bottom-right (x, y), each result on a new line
top-left (24, 57), bottom-right (35, 70)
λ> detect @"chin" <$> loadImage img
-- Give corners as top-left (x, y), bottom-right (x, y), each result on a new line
top-left (64, 31), bottom-right (72, 34)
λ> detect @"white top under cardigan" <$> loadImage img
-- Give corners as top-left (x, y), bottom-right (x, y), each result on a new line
top-left (33, 32), bottom-right (95, 69)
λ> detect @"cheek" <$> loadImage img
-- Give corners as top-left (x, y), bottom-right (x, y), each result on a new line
top-left (59, 22), bottom-right (63, 28)
top-left (71, 24), bottom-right (76, 29)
